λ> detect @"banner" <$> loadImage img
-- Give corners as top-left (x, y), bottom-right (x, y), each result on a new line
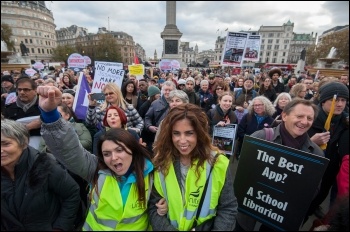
top-left (212, 124), bottom-right (237, 156)
top-left (25, 68), bottom-right (37, 76)
top-left (159, 59), bottom-right (172, 71)
top-left (67, 53), bottom-right (86, 71)
top-left (243, 35), bottom-right (261, 62)
top-left (32, 62), bottom-right (45, 70)
top-left (84, 56), bottom-right (92, 65)
top-left (92, 61), bottom-right (124, 93)
top-left (220, 32), bottom-right (249, 67)
top-left (234, 135), bottom-right (329, 231)
top-left (73, 72), bottom-right (91, 120)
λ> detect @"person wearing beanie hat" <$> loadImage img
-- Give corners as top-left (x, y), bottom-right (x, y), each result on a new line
top-left (318, 81), bottom-right (349, 104)
top-left (177, 79), bottom-right (186, 90)
top-left (62, 89), bottom-right (76, 108)
top-left (147, 85), bottom-right (161, 98)
top-left (1, 75), bottom-right (14, 85)
top-left (269, 68), bottom-right (285, 95)
top-left (306, 80), bottom-right (349, 220)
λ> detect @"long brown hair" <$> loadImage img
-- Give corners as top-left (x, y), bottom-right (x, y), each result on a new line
top-left (94, 128), bottom-right (152, 208)
top-left (153, 103), bottom-right (219, 180)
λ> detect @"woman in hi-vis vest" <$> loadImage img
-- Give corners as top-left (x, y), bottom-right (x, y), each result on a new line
top-left (149, 103), bottom-right (238, 231)
top-left (37, 85), bottom-right (167, 231)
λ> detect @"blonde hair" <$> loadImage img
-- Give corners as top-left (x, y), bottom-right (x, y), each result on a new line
top-left (289, 83), bottom-right (306, 98)
top-left (100, 83), bottom-right (126, 111)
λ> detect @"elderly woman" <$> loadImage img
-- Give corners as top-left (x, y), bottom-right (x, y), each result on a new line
top-left (154, 89), bottom-right (189, 142)
top-left (1, 118), bottom-right (81, 230)
top-left (272, 92), bottom-right (292, 119)
top-left (235, 96), bottom-right (276, 159)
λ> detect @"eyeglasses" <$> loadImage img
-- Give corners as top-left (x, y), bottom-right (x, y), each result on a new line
top-left (104, 92), bottom-right (114, 96)
top-left (253, 104), bottom-right (264, 108)
top-left (178, 84), bottom-right (185, 87)
top-left (17, 88), bottom-right (33, 92)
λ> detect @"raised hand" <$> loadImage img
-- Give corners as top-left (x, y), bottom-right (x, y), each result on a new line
top-left (36, 86), bottom-right (62, 112)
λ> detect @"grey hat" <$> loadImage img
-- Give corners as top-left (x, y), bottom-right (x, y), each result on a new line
top-left (63, 89), bottom-right (76, 97)
top-left (319, 81), bottom-right (349, 103)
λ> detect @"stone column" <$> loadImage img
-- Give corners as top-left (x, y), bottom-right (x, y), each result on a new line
top-left (166, 1), bottom-right (176, 26)
top-left (161, 1), bottom-right (186, 68)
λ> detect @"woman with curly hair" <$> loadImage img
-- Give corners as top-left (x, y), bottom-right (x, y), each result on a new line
top-left (149, 103), bottom-right (238, 231)
top-left (235, 96), bottom-right (276, 159)
top-left (121, 80), bottom-right (138, 109)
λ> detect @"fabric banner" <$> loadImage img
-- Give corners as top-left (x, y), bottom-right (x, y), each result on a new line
top-left (73, 72), bottom-right (91, 120)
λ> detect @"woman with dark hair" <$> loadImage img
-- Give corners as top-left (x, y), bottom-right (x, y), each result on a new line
top-left (60, 72), bottom-right (75, 90)
top-left (149, 103), bottom-right (238, 231)
top-left (37, 85), bottom-right (167, 230)
top-left (121, 80), bottom-right (138, 109)
top-left (210, 83), bottom-right (229, 109)
top-left (207, 91), bottom-right (238, 136)
top-left (1, 118), bottom-right (81, 230)
top-left (257, 76), bottom-right (277, 102)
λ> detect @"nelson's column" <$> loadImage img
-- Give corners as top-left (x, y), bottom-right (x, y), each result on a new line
top-left (161, 1), bottom-right (186, 68)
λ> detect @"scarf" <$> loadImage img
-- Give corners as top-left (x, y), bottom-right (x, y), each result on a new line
top-left (255, 113), bottom-right (267, 125)
top-left (216, 104), bottom-right (231, 121)
top-left (279, 122), bottom-right (308, 150)
top-left (16, 95), bottom-right (38, 113)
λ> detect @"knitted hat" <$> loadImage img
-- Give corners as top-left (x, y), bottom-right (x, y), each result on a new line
top-left (177, 79), bottom-right (186, 85)
top-left (1, 75), bottom-right (14, 84)
top-left (209, 73), bottom-right (215, 79)
top-left (148, 85), bottom-right (160, 97)
top-left (268, 68), bottom-right (282, 78)
top-left (63, 89), bottom-right (76, 97)
top-left (244, 76), bottom-right (254, 84)
top-left (102, 106), bottom-right (127, 127)
top-left (318, 81), bottom-right (349, 103)
top-left (158, 79), bottom-right (165, 84)
top-left (186, 77), bottom-right (195, 84)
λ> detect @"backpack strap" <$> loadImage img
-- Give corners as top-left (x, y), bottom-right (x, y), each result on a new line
top-left (264, 128), bottom-right (274, 141)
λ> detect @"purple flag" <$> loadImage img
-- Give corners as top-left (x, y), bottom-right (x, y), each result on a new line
top-left (73, 72), bottom-right (91, 120)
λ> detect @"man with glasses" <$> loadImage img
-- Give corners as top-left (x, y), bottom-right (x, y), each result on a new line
top-left (3, 77), bottom-right (41, 136)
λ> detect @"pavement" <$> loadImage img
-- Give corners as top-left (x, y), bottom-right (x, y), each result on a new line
top-left (228, 155), bottom-right (330, 231)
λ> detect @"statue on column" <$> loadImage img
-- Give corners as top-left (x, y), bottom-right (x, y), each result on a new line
top-left (20, 41), bottom-right (28, 56)
top-left (300, 48), bottom-right (306, 61)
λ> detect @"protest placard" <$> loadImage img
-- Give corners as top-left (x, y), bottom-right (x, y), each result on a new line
top-left (92, 61), bottom-right (124, 93)
top-left (243, 35), bottom-right (261, 62)
top-left (67, 53), bottom-right (86, 71)
top-left (212, 124), bottom-right (237, 156)
top-left (234, 135), bottom-right (329, 230)
top-left (128, 64), bottom-right (145, 77)
top-left (220, 32), bottom-right (249, 67)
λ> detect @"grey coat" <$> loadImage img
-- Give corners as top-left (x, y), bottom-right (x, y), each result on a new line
top-left (236, 124), bottom-right (325, 231)
top-left (41, 118), bottom-right (98, 183)
top-left (148, 154), bottom-right (238, 231)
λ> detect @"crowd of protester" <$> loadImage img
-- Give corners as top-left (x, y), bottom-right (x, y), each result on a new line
top-left (1, 65), bottom-right (349, 231)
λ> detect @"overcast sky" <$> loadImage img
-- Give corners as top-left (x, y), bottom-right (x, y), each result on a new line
top-left (47, 1), bottom-right (349, 59)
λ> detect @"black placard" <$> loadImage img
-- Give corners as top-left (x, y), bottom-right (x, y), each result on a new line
top-left (234, 135), bottom-right (329, 231)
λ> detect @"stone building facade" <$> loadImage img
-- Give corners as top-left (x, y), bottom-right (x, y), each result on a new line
top-left (1, 1), bottom-right (56, 62)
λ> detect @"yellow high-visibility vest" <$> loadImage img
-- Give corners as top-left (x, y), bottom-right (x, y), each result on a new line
top-left (154, 153), bottom-right (229, 230)
top-left (83, 172), bottom-right (152, 231)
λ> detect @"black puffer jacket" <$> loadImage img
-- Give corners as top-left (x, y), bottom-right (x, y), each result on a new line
top-left (1, 146), bottom-right (81, 231)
